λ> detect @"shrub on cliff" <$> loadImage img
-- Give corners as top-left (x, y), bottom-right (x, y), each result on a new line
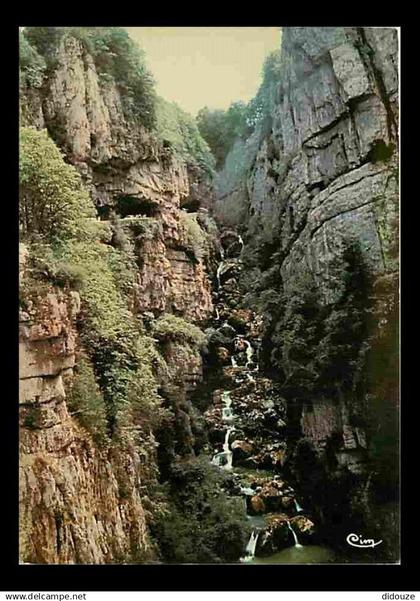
top-left (152, 314), bottom-right (205, 348)
top-left (246, 49), bottom-right (282, 127)
top-left (66, 355), bottom-right (108, 445)
top-left (19, 30), bottom-right (46, 88)
top-left (23, 27), bottom-right (157, 129)
top-left (151, 457), bottom-right (250, 563)
top-left (19, 128), bottom-right (95, 243)
top-left (178, 211), bottom-right (209, 261)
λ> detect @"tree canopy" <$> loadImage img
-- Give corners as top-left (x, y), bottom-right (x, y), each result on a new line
top-left (196, 50), bottom-right (282, 170)
top-left (196, 101), bottom-right (249, 170)
top-left (19, 127), bottom-right (95, 244)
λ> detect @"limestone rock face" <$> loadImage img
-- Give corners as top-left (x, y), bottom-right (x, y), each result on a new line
top-left (20, 34), bottom-right (215, 325)
top-left (19, 286), bottom-right (151, 564)
top-left (216, 27), bottom-right (399, 560)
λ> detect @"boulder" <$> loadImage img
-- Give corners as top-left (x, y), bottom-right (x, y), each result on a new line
top-left (249, 495), bottom-right (266, 515)
top-left (216, 346), bottom-right (231, 364)
top-left (231, 440), bottom-right (254, 463)
top-left (289, 515), bottom-right (316, 543)
top-left (255, 513), bottom-right (291, 557)
top-left (281, 496), bottom-right (295, 510)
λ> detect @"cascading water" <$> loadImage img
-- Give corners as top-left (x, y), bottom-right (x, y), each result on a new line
top-left (240, 529), bottom-right (260, 562)
top-left (244, 339), bottom-right (254, 367)
top-left (212, 392), bottom-right (235, 470)
top-left (231, 356), bottom-right (238, 367)
top-left (240, 486), bottom-right (256, 496)
top-left (287, 521), bottom-right (303, 549)
top-left (295, 499), bottom-right (303, 513)
top-left (216, 262), bottom-right (224, 290)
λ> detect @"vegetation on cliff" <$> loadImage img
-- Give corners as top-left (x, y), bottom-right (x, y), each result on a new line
top-left (19, 126), bottom-right (168, 483)
top-left (196, 50), bottom-right (282, 169)
top-left (151, 457), bottom-right (250, 563)
top-left (156, 97), bottom-right (215, 173)
top-left (23, 26), bottom-right (157, 128)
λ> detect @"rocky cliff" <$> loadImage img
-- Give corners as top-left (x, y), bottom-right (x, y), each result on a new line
top-left (19, 248), bottom-right (153, 563)
top-left (215, 27), bottom-right (399, 560)
top-left (19, 30), bottom-right (217, 564)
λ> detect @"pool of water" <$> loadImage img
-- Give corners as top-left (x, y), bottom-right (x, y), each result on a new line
top-left (248, 545), bottom-right (336, 564)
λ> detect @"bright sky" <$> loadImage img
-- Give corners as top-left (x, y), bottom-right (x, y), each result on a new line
top-left (125, 27), bottom-right (281, 116)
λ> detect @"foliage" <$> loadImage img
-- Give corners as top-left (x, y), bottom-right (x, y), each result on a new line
top-left (19, 31), bottom-right (46, 88)
top-left (178, 211), bottom-right (209, 261)
top-left (23, 27), bottom-right (157, 129)
top-left (19, 128), bottom-right (95, 243)
top-left (258, 241), bottom-right (371, 403)
top-left (152, 313), bottom-right (205, 347)
top-left (151, 457), bottom-right (250, 563)
top-left (66, 355), bottom-right (108, 445)
top-left (196, 101), bottom-right (249, 170)
top-left (24, 27), bottom-right (66, 70)
top-left (155, 97), bottom-right (215, 173)
top-left (246, 49), bottom-right (282, 128)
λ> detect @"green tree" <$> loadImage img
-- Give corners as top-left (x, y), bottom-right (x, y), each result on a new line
top-left (19, 30), bottom-right (46, 88)
top-left (155, 97), bottom-right (215, 172)
top-left (196, 101), bottom-right (248, 170)
top-left (246, 49), bottom-right (282, 127)
top-left (19, 127), bottom-right (95, 243)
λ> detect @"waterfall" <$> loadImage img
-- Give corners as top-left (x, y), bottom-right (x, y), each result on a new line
top-left (223, 427), bottom-right (234, 453)
top-left (240, 529), bottom-right (259, 562)
top-left (212, 392), bottom-right (235, 470)
top-left (295, 499), bottom-right (303, 513)
top-left (215, 307), bottom-right (220, 321)
top-left (244, 340), bottom-right (254, 367)
top-left (246, 373), bottom-right (255, 384)
top-left (238, 234), bottom-right (244, 247)
top-left (240, 486), bottom-right (255, 496)
top-left (287, 521), bottom-right (303, 548)
top-left (216, 262), bottom-right (224, 290)
top-left (221, 391), bottom-right (233, 421)
top-left (231, 356), bottom-right (238, 367)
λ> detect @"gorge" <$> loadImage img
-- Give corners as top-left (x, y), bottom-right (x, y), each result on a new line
top-left (19, 26), bottom-right (399, 565)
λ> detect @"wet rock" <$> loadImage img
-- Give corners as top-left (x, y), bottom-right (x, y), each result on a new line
top-left (225, 240), bottom-right (243, 258)
top-left (249, 495), bottom-right (266, 515)
top-left (231, 440), bottom-right (254, 463)
top-left (255, 513), bottom-right (291, 556)
top-left (281, 496), bottom-right (295, 510)
top-left (216, 346), bottom-right (231, 364)
top-left (220, 230), bottom-right (241, 249)
top-left (289, 515), bottom-right (316, 543)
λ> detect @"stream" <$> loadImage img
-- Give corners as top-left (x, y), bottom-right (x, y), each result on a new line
top-left (207, 233), bottom-right (335, 564)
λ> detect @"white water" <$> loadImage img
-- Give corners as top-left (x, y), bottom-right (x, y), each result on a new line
top-left (231, 356), bottom-right (238, 367)
top-left (223, 427), bottom-right (234, 453)
top-left (215, 307), bottom-right (220, 321)
top-left (287, 521), bottom-right (303, 548)
top-left (295, 499), bottom-right (303, 513)
top-left (212, 392), bottom-right (235, 470)
top-left (244, 339), bottom-right (254, 367)
top-left (221, 391), bottom-right (233, 421)
top-left (240, 530), bottom-right (259, 562)
top-left (216, 263), bottom-right (224, 290)
top-left (238, 234), bottom-right (244, 247)
top-left (240, 486), bottom-right (256, 496)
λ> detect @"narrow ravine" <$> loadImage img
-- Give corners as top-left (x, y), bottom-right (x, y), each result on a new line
top-left (203, 230), bottom-right (336, 563)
